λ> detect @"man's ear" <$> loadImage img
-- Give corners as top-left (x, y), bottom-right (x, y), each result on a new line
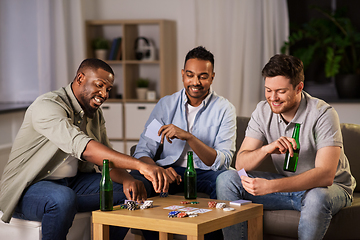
top-left (297, 82), bottom-right (304, 93)
top-left (76, 72), bottom-right (84, 85)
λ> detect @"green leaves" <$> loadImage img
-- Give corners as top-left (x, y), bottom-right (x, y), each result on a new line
top-left (282, 6), bottom-right (360, 78)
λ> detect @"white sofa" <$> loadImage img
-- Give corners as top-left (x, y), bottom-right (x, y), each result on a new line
top-left (0, 147), bottom-right (92, 240)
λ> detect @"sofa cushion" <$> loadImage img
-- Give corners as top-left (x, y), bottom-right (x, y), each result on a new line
top-left (340, 123), bottom-right (360, 192)
top-left (264, 192), bottom-right (360, 240)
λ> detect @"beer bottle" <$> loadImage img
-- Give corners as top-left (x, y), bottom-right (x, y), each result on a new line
top-left (184, 151), bottom-right (197, 199)
top-left (100, 159), bottom-right (113, 211)
top-left (284, 123), bottom-right (300, 172)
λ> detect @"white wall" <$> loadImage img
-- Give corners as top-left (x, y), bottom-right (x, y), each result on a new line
top-left (82, 0), bottom-right (197, 91)
top-left (330, 103), bottom-right (360, 125)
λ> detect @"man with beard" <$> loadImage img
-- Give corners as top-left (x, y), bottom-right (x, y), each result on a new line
top-left (216, 54), bottom-right (356, 240)
top-left (0, 58), bottom-right (176, 240)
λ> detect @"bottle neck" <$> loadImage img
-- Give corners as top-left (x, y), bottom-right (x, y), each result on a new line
top-left (102, 160), bottom-right (110, 175)
top-left (187, 152), bottom-right (194, 170)
top-left (292, 123), bottom-right (300, 145)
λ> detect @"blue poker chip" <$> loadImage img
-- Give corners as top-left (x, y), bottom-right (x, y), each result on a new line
top-left (168, 211), bottom-right (180, 218)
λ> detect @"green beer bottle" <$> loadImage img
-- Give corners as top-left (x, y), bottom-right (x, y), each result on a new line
top-left (284, 123), bottom-right (301, 172)
top-left (100, 159), bottom-right (113, 211)
top-left (184, 151), bottom-right (197, 199)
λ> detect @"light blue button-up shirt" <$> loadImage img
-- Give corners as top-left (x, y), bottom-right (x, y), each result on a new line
top-left (133, 89), bottom-right (236, 171)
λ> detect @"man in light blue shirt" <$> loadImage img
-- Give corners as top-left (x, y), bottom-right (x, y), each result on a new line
top-left (133, 46), bottom-right (237, 199)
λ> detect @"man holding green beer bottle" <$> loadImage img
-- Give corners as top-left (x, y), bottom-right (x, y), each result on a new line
top-left (216, 54), bottom-right (356, 240)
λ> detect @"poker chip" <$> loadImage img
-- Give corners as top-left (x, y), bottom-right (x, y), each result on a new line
top-left (127, 200), bottom-right (137, 211)
top-left (177, 212), bottom-right (187, 218)
top-left (223, 207), bottom-right (235, 211)
top-left (208, 201), bottom-right (217, 208)
top-left (140, 200), bottom-right (153, 209)
top-left (216, 202), bottom-right (226, 209)
top-left (180, 201), bottom-right (190, 204)
top-left (190, 201), bottom-right (199, 204)
top-left (186, 212), bottom-right (198, 216)
top-left (168, 211), bottom-right (180, 218)
top-left (188, 213), bottom-right (198, 217)
top-left (160, 192), bottom-right (169, 197)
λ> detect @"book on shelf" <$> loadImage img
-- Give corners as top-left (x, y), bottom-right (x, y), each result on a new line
top-left (109, 37), bottom-right (122, 60)
top-left (115, 37), bottom-right (122, 60)
top-left (229, 199), bottom-right (252, 206)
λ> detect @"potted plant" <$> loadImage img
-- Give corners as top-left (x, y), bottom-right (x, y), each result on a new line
top-left (136, 78), bottom-right (149, 100)
top-left (92, 38), bottom-right (110, 60)
top-left (281, 6), bottom-right (360, 98)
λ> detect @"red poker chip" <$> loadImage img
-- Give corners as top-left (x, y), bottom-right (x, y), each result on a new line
top-left (208, 201), bottom-right (217, 208)
top-left (177, 212), bottom-right (187, 218)
top-left (180, 201), bottom-right (190, 204)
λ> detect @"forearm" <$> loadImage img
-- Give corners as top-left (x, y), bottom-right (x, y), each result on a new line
top-left (139, 156), bottom-right (157, 165)
top-left (269, 167), bottom-right (335, 193)
top-left (187, 134), bottom-right (217, 166)
top-left (236, 145), bottom-right (270, 171)
top-left (82, 140), bottom-right (146, 171)
top-left (109, 168), bottom-right (134, 184)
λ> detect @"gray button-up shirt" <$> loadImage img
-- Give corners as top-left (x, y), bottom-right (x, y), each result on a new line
top-left (0, 83), bottom-right (111, 223)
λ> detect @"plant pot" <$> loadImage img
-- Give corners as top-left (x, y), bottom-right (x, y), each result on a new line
top-left (335, 74), bottom-right (360, 99)
top-left (136, 88), bottom-right (148, 100)
top-left (95, 49), bottom-right (108, 60)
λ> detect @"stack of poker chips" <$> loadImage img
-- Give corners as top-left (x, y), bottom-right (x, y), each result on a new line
top-left (208, 201), bottom-right (217, 208)
top-left (216, 202), bottom-right (226, 209)
top-left (127, 200), bottom-right (137, 211)
top-left (177, 212), bottom-right (187, 218)
top-left (168, 211), bottom-right (181, 218)
top-left (160, 192), bottom-right (169, 197)
top-left (186, 212), bottom-right (198, 218)
top-left (140, 200), bottom-right (154, 209)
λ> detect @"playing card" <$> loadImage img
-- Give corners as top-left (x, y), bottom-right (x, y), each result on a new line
top-left (191, 208), bottom-right (213, 214)
top-left (238, 168), bottom-right (248, 179)
top-left (163, 205), bottom-right (184, 210)
top-left (178, 207), bottom-right (198, 212)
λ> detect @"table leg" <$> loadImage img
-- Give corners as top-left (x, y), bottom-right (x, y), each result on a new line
top-left (159, 232), bottom-right (173, 240)
top-left (93, 223), bottom-right (110, 240)
top-left (186, 235), bottom-right (204, 240)
top-left (248, 215), bottom-right (263, 240)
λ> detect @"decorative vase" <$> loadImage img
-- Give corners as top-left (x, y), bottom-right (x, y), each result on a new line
top-left (335, 74), bottom-right (360, 99)
top-left (95, 49), bottom-right (108, 60)
top-left (136, 88), bottom-right (148, 100)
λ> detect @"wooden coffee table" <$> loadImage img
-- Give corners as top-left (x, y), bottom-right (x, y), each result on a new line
top-left (92, 195), bottom-right (263, 240)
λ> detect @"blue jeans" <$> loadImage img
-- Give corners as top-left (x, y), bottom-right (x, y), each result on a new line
top-left (13, 171), bottom-right (153, 240)
top-left (216, 170), bottom-right (352, 240)
top-left (132, 167), bottom-right (226, 199)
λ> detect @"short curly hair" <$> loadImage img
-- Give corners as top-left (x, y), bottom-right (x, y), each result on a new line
top-left (184, 46), bottom-right (214, 71)
top-left (76, 58), bottom-right (114, 77)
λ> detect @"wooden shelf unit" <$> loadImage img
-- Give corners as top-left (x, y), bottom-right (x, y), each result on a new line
top-left (85, 19), bottom-right (177, 153)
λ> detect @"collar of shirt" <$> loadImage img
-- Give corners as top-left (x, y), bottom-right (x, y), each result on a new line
top-left (181, 88), bottom-right (214, 108)
top-left (65, 83), bottom-right (85, 119)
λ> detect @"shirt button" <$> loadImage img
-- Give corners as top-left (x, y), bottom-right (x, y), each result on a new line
top-left (63, 158), bottom-right (66, 161)
top-left (78, 120), bottom-right (81, 124)
top-left (47, 170), bottom-right (51, 174)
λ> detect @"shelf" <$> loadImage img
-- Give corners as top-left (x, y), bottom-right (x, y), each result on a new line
top-left (86, 19), bottom-right (177, 153)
